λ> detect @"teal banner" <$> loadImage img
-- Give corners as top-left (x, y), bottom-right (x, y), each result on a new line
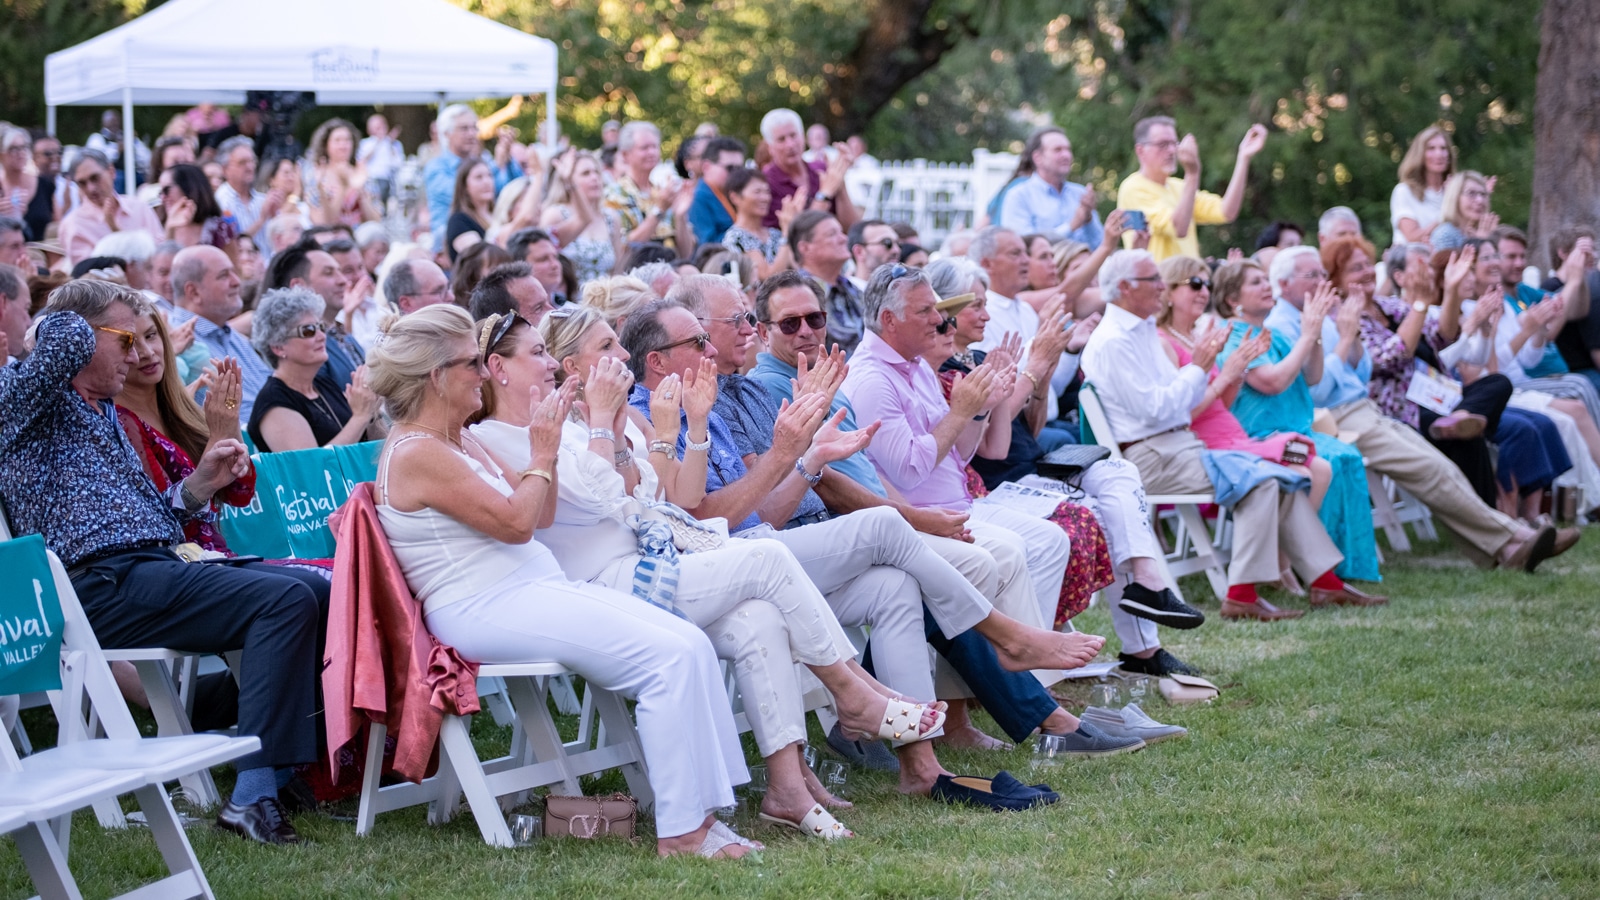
top-left (228, 441), bottom-right (382, 560)
top-left (0, 534), bottom-right (64, 695)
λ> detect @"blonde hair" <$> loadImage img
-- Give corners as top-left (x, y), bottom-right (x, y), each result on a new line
top-left (1210, 260), bottom-right (1265, 320)
top-left (1053, 240), bottom-right (1092, 280)
top-left (1396, 126), bottom-right (1456, 201)
top-left (538, 305), bottom-right (608, 385)
top-left (1439, 170), bottom-right (1488, 229)
top-left (366, 305), bottom-right (476, 423)
top-left (580, 275), bottom-right (656, 328)
top-left (543, 150), bottom-right (600, 208)
top-left (1156, 255), bottom-right (1209, 327)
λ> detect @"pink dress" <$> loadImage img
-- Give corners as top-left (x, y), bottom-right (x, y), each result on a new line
top-left (1159, 332), bottom-right (1316, 465)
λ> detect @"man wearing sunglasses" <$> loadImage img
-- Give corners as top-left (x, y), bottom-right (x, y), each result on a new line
top-left (168, 245), bottom-right (269, 421)
top-left (845, 219), bottom-right (901, 292)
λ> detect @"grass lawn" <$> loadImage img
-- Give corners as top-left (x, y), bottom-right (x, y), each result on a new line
top-left (5, 533), bottom-right (1599, 899)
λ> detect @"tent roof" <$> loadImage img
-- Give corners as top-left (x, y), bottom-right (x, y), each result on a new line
top-left (45, 0), bottom-right (557, 107)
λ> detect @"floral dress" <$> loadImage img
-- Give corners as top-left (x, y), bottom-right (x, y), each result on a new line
top-left (724, 224), bottom-right (784, 262)
top-left (117, 406), bottom-right (255, 553)
top-left (550, 205), bottom-right (617, 287)
top-left (1358, 295), bottom-right (1446, 428)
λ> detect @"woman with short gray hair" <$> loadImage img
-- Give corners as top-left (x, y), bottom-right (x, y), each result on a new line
top-left (247, 286), bottom-right (384, 452)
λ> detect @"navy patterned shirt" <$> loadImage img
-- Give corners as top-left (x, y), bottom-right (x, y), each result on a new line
top-left (0, 313), bottom-right (187, 566)
top-left (711, 374), bottom-right (830, 527)
top-left (629, 384), bottom-right (762, 533)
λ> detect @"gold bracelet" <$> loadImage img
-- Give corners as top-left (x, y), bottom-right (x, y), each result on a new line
top-left (518, 468), bottom-right (552, 483)
top-left (1020, 371), bottom-right (1040, 391)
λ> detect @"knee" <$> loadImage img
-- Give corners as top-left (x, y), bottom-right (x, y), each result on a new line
top-left (858, 506), bottom-right (912, 542)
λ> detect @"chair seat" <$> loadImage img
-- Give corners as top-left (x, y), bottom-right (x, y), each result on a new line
top-left (0, 767), bottom-right (146, 819)
top-left (101, 647), bottom-right (193, 663)
top-left (23, 735), bottom-right (260, 783)
top-left (0, 807), bottom-right (27, 835)
top-left (479, 662), bottom-right (571, 678)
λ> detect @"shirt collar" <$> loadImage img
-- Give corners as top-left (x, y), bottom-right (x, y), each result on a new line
top-left (754, 352), bottom-right (797, 378)
top-left (855, 330), bottom-right (919, 371)
top-left (1102, 301), bottom-right (1153, 332)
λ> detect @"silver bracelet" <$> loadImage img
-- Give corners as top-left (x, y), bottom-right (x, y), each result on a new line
top-left (684, 434), bottom-right (712, 452)
top-left (614, 448), bottom-right (633, 467)
top-left (794, 457), bottom-right (823, 486)
top-left (589, 427), bottom-right (616, 443)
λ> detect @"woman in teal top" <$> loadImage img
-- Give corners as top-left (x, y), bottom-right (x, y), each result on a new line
top-left (1214, 260), bottom-right (1383, 583)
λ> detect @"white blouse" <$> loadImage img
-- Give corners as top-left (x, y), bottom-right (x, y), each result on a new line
top-left (1389, 183), bottom-right (1444, 245)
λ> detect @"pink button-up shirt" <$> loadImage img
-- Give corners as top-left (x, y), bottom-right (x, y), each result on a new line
top-left (840, 331), bottom-right (972, 510)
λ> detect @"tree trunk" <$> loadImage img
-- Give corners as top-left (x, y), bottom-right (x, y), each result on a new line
top-left (1529, 0), bottom-right (1600, 269)
top-left (820, 0), bottom-right (981, 138)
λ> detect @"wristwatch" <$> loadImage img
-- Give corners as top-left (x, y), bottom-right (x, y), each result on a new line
top-left (1411, 299), bottom-right (1429, 314)
top-left (814, 191), bottom-right (832, 203)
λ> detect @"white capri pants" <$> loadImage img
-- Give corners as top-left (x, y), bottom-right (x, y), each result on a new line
top-left (424, 557), bottom-right (747, 839)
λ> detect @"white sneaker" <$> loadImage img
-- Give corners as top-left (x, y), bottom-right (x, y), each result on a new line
top-left (1081, 704), bottom-right (1188, 744)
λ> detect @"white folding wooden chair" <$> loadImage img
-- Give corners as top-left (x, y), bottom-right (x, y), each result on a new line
top-left (1079, 384), bottom-right (1232, 601)
top-left (1367, 472), bottom-right (1436, 549)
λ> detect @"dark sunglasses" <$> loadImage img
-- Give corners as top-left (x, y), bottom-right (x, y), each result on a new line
top-left (770, 311), bottom-right (828, 335)
top-left (865, 237), bottom-right (898, 251)
top-left (654, 332), bottom-right (711, 354)
top-left (1183, 277), bottom-right (1211, 291)
top-left (935, 316), bottom-right (958, 335)
top-left (292, 322), bottom-right (328, 339)
top-left (702, 311), bottom-right (757, 329)
top-left (439, 354), bottom-right (484, 371)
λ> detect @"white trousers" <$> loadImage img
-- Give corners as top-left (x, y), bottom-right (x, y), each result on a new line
top-left (1079, 458), bottom-right (1165, 655)
top-left (592, 538), bottom-right (855, 758)
top-left (424, 557), bottom-right (746, 839)
top-left (967, 502), bottom-right (1070, 627)
top-left (754, 507), bottom-right (995, 707)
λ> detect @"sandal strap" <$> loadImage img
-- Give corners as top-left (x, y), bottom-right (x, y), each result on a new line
top-left (798, 803), bottom-right (851, 840)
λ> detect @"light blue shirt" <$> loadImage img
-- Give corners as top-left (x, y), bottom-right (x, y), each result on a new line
top-left (747, 352), bottom-right (887, 498)
top-left (998, 173), bottom-right (1104, 247)
top-left (1264, 298), bottom-right (1371, 408)
top-left (168, 308), bottom-right (273, 422)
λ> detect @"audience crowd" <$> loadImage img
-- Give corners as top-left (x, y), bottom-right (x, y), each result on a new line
top-left (1, 101), bottom-right (1593, 858)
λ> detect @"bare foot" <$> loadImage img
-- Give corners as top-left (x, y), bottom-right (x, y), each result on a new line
top-left (990, 627), bottom-right (1105, 673)
top-left (896, 743), bottom-right (952, 796)
top-left (936, 723), bottom-right (1013, 750)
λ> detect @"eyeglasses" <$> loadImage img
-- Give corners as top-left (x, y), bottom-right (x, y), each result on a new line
top-left (935, 316), bottom-right (958, 335)
top-left (36, 149), bottom-right (61, 159)
top-left (1180, 277), bottom-right (1212, 291)
top-left (439, 354), bottom-right (484, 371)
top-left (701, 311), bottom-right (757, 329)
top-left (1139, 140), bottom-right (1179, 151)
top-left (653, 332), bottom-right (711, 354)
top-left (769, 311), bottom-right (828, 335)
top-left (1293, 269), bottom-right (1330, 280)
top-left (95, 325), bottom-right (137, 353)
top-left (292, 322), bottom-right (328, 339)
top-left (864, 237), bottom-right (898, 252)
top-left (1126, 274), bottom-right (1163, 283)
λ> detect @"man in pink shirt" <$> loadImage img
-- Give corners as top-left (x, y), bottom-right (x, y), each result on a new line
top-left (58, 150), bottom-right (165, 266)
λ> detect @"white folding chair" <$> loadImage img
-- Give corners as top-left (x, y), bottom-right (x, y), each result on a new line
top-left (1079, 384), bottom-right (1232, 601)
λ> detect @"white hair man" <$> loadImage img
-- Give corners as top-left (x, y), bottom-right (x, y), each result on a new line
top-left (422, 104), bottom-right (522, 251)
top-left (214, 136), bottom-right (282, 253)
top-left (1116, 116), bottom-right (1267, 261)
top-left (382, 258), bottom-right (450, 316)
top-left (602, 121), bottom-right (694, 252)
top-left (1082, 249), bottom-right (1370, 618)
top-left (760, 108), bottom-right (860, 232)
top-left (1316, 207), bottom-right (1362, 245)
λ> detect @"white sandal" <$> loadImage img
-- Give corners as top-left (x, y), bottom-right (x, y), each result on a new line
top-left (697, 821), bottom-right (761, 858)
top-left (758, 803), bottom-right (853, 840)
top-left (867, 699), bottom-right (946, 744)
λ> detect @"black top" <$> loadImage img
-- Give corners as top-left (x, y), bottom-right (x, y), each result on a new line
top-left (940, 350), bottom-right (1042, 491)
top-left (247, 371), bottom-right (351, 453)
top-left (1546, 270), bottom-right (1600, 373)
top-left (21, 175), bottom-right (55, 242)
top-left (445, 211), bottom-right (486, 262)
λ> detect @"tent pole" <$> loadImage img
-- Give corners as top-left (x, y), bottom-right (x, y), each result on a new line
top-left (546, 47), bottom-right (559, 149)
top-left (46, 106), bottom-right (56, 138)
top-left (121, 88), bottom-right (136, 197)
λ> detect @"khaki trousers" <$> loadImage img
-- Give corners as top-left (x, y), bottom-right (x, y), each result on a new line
top-left (1330, 398), bottom-right (1518, 557)
top-left (1125, 429), bottom-right (1343, 586)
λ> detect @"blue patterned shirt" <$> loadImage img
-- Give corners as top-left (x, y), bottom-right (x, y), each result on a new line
top-left (629, 384), bottom-right (762, 533)
top-left (712, 374), bottom-right (831, 527)
top-left (0, 313), bottom-right (189, 566)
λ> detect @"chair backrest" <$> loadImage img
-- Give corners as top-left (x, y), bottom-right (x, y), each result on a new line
top-left (39, 549), bottom-right (145, 743)
top-left (220, 440), bottom-right (383, 559)
top-left (1077, 383), bottom-right (1126, 460)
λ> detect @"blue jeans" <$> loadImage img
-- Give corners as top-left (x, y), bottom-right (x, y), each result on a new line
top-left (1037, 425), bottom-right (1077, 453)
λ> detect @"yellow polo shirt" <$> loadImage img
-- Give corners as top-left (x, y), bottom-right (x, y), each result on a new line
top-left (1116, 171), bottom-right (1227, 261)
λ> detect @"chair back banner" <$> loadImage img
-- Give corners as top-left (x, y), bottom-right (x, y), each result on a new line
top-left (219, 441), bottom-right (383, 559)
top-left (0, 534), bottom-right (64, 694)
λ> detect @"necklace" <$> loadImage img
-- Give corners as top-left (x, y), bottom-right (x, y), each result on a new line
top-left (400, 421), bottom-right (463, 450)
top-left (1161, 325), bottom-right (1196, 349)
top-left (309, 391), bottom-right (342, 428)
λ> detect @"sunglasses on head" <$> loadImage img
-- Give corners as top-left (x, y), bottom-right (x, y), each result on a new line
top-left (654, 332), bottom-right (711, 354)
top-left (293, 322), bottom-right (328, 339)
top-left (770, 311), bottom-right (827, 335)
top-left (483, 312), bottom-right (526, 356)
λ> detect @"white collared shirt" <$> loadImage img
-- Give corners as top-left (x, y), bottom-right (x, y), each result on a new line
top-left (970, 289), bottom-right (1079, 419)
top-left (1079, 301), bottom-right (1207, 442)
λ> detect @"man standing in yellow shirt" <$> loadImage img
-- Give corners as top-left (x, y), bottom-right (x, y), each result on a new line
top-left (1116, 116), bottom-right (1268, 260)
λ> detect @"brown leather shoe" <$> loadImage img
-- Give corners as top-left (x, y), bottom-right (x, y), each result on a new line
top-left (1219, 597), bottom-right (1305, 621)
top-left (1309, 584), bottom-right (1389, 607)
top-left (1428, 411), bottom-right (1487, 441)
top-left (1501, 523), bottom-right (1557, 573)
top-left (1553, 526), bottom-right (1582, 557)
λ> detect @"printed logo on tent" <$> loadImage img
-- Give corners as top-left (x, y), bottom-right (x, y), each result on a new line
top-left (311, 47), bottom-right (381, 83)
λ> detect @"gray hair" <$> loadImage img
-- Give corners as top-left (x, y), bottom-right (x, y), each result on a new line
top-left (263, 215), bottom-right (302, 247)
top-left (617, 298), bottom-right (683, 381)
top-left (664, 273), bottom-right (735, 319)
top-left (169, 246), bottom-right (215, 301)
top-left (0, 264), bottom-right (27, 304)
top-left (251, 286), bottom-right (329, 368)
top-left (862, 265), bottom-right (931, 334)
top-left (1098, 249), bottom-right (1155, 303)
top-left (43, 279), bottom-right (151, 323)
top-left (967, 226), bottom-right (1014, 266)
top-left (628, 261), bottom-right (676, 289)
top-left (215, 135), bottom-right (256, 164)
top-left (384, 259), bottom-right (423, 306)
top-left (1317, 206), bottom-right (1361, 237)
top-left (1268, 245), bottom-right (1322, 299)
top-left (759, 109), bottom-right (804, 143)
top-left (354, 221), bottom-right (390, 249)
top-left (925, 257), bottom-right (988, 301)
top-left (0, 217), bottom-right (23, 240)
top-left (68, 148), bottom-right (112, 180)
top-left (617, 121), bottom-right (660, 153)
top-left (92, 229), bottom-right (157, 263)
top-left (436, 103), bottom-right (476, 134)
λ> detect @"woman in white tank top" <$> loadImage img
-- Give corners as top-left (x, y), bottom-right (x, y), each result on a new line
top-left (365, 305), bottom-right (758, 859)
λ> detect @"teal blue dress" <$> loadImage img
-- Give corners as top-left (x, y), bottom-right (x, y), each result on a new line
top-left (1220, 321), bottom-right (1382, 582)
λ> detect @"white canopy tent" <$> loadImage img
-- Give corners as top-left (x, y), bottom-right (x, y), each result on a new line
top-left (44, 0), bottom-right (558, 192)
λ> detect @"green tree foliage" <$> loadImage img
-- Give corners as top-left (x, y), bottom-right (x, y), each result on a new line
top-left (0, 0), bottom-right (148, 139)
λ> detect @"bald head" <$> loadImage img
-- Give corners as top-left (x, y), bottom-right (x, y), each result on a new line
top-left (172, 245), bottom-right (242, 324)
